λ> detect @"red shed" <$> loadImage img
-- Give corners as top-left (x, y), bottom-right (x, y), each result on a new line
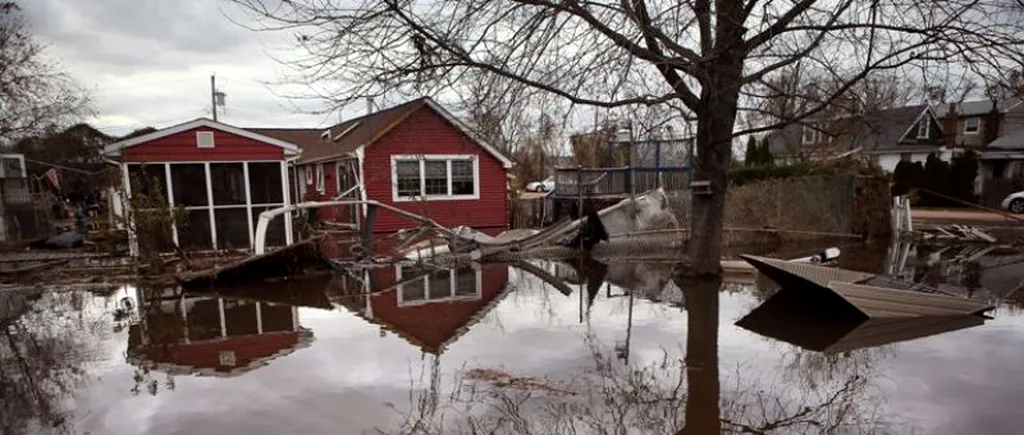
top-left (103, 118), bottom-right (301, 255)
top-left (279, 97), bottom-right (514, 234)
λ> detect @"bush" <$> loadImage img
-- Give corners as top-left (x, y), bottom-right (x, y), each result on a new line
top-left (728, 161), bottom-right (836, 186)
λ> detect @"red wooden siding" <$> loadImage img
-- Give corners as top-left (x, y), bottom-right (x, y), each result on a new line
top-left (363, 108), bottom-right (508, 233)
top-left (123, 127), bottom-right (286, 162)
top-left (144, 332), bottom-right (300, 373)
top-left (295, 162), bottom-right (356, 222)
top-left (366, 264), bottom-right (510, 353)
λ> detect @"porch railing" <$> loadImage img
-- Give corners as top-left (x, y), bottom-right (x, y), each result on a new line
top-left (553, 166), bottom-right (692, 197)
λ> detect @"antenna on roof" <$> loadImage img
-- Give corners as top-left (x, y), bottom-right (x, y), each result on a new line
top-left (210, 74), bottom-right (226, 121)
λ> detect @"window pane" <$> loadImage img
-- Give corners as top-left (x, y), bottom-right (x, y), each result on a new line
top-left (210, 163), bottom-right (245, 205)
top-left (455, 267), bottom-right (477, 296)
top-left (214, 208), bottom-right (250, 250)
top-left (428, 269), bottom-right (452, 299)
top-left (2, 158), bottom-right (24, 177)
top-left (170, 164), bottom-right (208, 206)
top-left (186, 298), bottom-right (223, 341)
top-left (400, 265), bottom-right (425, 302)
top-left (451, 160), bottom-right (474, 195)
top-left (251, 207), bottom-right (286, 248)
top-left (178, 209), bottom-right (212, 250)
top-left (249, 162), bottom-right (284, 204)
top-left (223, 299), bottom-right (259, 337)
top-left (424, 160), bottom-right (447, 195)
top-left (127, 164), bottom-right (167, 201)
top-left (396, 160), bottom-right (421, 198)
top-left (337, 160), bottom-right (359, 197)
top-left (260, 303), bottom-right (294, 333)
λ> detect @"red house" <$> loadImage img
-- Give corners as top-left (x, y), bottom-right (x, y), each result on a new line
top-left (331, 263), bottom-right (512, 354)
top-left (276, 97), bottom-right (514, 234)
top-left (103, 119), bottom-right (302, 254)
top-left (127, 287), bottom-right (314, 377)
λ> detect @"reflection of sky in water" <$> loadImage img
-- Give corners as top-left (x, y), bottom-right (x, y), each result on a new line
top-left (43, 265), bottom-right (1024, 435)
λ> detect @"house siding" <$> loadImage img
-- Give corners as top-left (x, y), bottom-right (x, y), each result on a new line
top-left (363, 108), bottom-right (508, 233)
top-left (295, 161), bottom-right (355, 222)
top-left (122, 127), bottom-right (286, 162)
top-left (366, 264), bottom-right (509, 352)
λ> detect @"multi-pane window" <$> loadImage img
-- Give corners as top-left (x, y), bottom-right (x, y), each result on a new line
top-left (125, 161), bottom-right (287, 251)
top-left (964, 117), bottom-right (980, 134)
top-left (392, 155), bottom-right (478, 201)
top-left (916, 120), bottom-right (930, 139)
top-left (397, 264), bottom-right (482, 306)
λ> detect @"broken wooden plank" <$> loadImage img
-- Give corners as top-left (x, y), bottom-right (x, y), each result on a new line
top-left (177, 238), bottom-right (331, 289)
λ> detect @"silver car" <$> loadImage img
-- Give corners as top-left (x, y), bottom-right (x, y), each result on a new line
top-left (1001, 191), bottom-right (1024, 214)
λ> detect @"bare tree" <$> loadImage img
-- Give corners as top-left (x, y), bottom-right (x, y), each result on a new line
top-left (0, 1), bottom-right (91, 146)
top-left (230, 0), bottom-right (1024, 275)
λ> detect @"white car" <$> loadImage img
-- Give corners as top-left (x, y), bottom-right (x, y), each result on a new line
top-left (1001, 191), bottom-right (1024, 214)
top-left (525, 176), bottom-right (555, 192)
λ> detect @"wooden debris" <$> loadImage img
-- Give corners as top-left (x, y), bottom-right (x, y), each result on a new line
top-left (177, 238), bottom-right (332, 289)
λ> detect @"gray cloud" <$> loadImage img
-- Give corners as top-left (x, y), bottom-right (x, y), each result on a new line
top-left (18, 0), bottom-right (328, 132)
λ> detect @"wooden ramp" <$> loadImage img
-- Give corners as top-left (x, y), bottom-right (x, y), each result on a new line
top-left (740, 254), bottom-right (994, 317)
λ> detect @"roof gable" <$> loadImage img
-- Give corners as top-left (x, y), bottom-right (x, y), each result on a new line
top-left (297, 97), bottom-right (514, 169)
top-left (102, 118), bottom-right (302, 157)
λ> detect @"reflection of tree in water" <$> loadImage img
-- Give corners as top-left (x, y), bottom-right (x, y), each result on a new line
top-left (387, 278), bottom-right (894, 434)
top-left (127, 286), bottom-right (181, 397)
top-left (0, 290), bottom-right (108, 434)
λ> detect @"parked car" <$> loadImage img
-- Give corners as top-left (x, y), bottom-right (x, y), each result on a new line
top-left (1001, 191), bottom-right (1024, 214)
top-left (525, 176), bottom-right (555, 192)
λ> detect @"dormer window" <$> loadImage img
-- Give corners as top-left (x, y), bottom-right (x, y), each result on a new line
top-left (802, 124), bottom-right (819, 144)
top-left (964, 117), bottom-right (980, 135)
top-left (916, 120), bottom-right (929, 139)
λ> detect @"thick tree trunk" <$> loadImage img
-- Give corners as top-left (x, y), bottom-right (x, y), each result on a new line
top-left (688, 63), bottom-right (742, 276)
top-left (677, 275), bottom-right (721, 435)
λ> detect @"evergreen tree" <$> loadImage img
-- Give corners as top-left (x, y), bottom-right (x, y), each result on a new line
top-left (758, 138), bottom-right (774, 167)
top-left (743, 136), bottom-right (758, 166)
top-left (950, 149), bottom-right (979, 203)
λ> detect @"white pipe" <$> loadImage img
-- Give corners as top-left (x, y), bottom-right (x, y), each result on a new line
top-left (253, 199), bottom-right (453, 255)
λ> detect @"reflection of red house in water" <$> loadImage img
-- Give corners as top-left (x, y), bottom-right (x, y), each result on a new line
top-left (127, 288), bottom-right (315, 377)
top-left (333, 263), bottom-right (511, 354)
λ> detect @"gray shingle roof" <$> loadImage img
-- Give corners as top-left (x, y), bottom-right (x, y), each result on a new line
top-left (767, 105), bottom-right (943, 156)
top-left (932, 99), bottom-right (1023, 117)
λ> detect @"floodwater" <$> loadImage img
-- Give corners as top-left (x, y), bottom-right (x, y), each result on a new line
top-left (3, 242), bottom-right (1024, 435)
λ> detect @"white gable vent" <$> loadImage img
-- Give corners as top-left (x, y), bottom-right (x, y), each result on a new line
top-left (196, 131), bottom-right (215, 148)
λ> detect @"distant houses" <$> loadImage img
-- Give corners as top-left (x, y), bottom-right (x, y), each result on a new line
top-left (765, 97), bottom-right (1024, 205)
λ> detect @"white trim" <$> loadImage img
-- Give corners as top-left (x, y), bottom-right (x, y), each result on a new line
top-left (422, 99), bottom-right (514, 169)
top-left (164, 163), bottom-right (179, 248)
top-left (122, 163), bottom-right (138, 257)
top-left (243, 162), bottom-right (254, 249)
top-left (196, 131), bottom-right (215, 148)
top-left (0, 154), bottom-right (26, 178)
top-left (395, 263), bottom-right (483, 307)
top-left (390, 154), bottom-right (480, 202)
top-left (964, 117), bottom-right (981, 135)
top-left (356, 147), bottom-right (368, 221)
top-left (102, 118), bottom-right (301, 157)
top-left (315, 163), bottom-right (325, 194)
top-left (280, 161), bottom-right (294, 246)
top-left (916, 119), bottom-right (930, 139)
top-left (205, 163), bottom-right (217, 250)
top-left (899, 107), bottom-right (941, 142)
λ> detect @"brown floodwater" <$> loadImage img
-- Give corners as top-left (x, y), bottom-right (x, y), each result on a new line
top-left (2, 242), bottom-right (1024, 434)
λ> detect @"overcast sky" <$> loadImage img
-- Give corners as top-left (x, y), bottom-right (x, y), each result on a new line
top-left (20, 0), bottom-right (345, 138)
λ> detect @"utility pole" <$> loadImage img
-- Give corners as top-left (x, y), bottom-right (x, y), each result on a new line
top-left (210, 74), bottom-right (218, 122)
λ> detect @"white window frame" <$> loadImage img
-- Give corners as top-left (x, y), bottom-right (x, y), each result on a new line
top-left (916, 120), bottom-right (930, 139)
top-left (122, 159), bottom-right (292, 253)
top-left (396, 263), bottom-right (483, 307)
top-left (303, 166), bottom-right (313, 185)
top-left (801, 125), bottom-right (817, 145)
top-left (196, 131), bottom-right (215, 149)
top-left (315, 163), bottom-right (325, 193)
top-left (964, 117), bottom-right (980, 135)
top-left (390, 154), bottom-right (480, 202)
